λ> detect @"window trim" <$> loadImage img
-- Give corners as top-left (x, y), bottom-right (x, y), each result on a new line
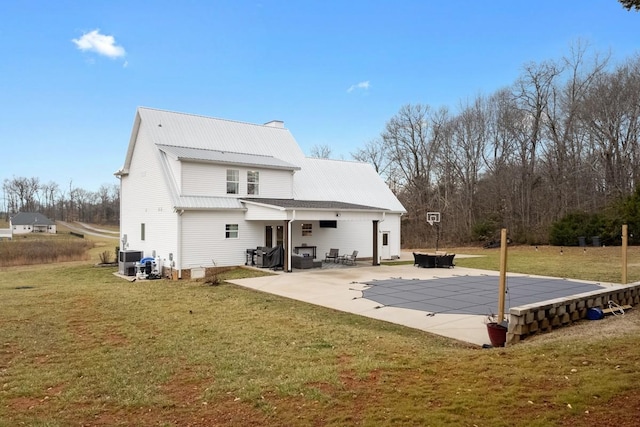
top-left (247, 170), bottom-right (260, 195)
top-left (225, 223), bottom-right (239, 239)
top-left (226, 169), bottom-right (239, 195)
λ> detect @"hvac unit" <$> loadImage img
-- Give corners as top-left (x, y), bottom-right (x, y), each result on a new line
top-left (118, 250), bottom-right (143, 276)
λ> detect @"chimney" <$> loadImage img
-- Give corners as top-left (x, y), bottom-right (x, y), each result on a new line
top-left (264, 120), bottom-right (284, 129)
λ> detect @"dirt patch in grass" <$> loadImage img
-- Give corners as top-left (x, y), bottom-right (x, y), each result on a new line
top-left (8, 383), bottom-right (67, 413)
top-left (561, 390), bottom-right (640, 427)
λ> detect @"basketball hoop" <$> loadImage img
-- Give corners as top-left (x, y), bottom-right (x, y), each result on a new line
top-left (427, 212), bottom-right (440, 226)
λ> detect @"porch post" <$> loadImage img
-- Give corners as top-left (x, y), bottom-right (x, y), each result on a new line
top-left (284, 220), bottom-right (291, 272)
top-left (372, 220), bottom-right (380, 266)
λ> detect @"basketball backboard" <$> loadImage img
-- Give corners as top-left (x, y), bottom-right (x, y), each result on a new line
top-left (427, 212), bottom-right (441, 226)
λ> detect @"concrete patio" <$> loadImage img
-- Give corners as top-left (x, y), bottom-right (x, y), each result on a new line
top-left (228, 252), bottom-right (615, 346)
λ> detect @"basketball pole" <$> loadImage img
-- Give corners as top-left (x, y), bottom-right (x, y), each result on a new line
top-left (498, 228), bottom-right (508, 323)
top-left (622, 224), bottom-right (628, 285)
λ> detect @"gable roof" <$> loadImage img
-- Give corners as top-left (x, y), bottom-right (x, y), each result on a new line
top-left (157, 144), bottom-right (300, 171)
top-left (10, 212), bottom-right (55, 226)
top-left (118, 107), bottom-right (305, 176)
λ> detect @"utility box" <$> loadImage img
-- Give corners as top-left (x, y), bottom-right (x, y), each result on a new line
top-left (118, 250), bottom-right (143, 276)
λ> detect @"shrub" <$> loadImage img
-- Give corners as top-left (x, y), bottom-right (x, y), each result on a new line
top-left (99, 250), bottom-right (113, 264)
top-left (472, 214), bottom-right (502, 242)
top-left (549, 212), bottom-right (605, 246)
top-left (203, 266), bottom-right (234, 286)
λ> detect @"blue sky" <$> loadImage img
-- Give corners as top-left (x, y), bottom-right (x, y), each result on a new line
top-left (1, 1), bottom-right (638, 192)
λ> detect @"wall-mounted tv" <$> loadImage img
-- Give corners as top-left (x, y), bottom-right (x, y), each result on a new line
top-left (319, 220), bottom-right (337, 228)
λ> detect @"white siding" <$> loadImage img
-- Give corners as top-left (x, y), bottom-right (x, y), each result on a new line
top-left (182, 162), bottom-right (294, 198)
top-left (379, 214), bottom-right (402, 259)
top-left (120, 121), bottom-right (178, 269)
top-left (181, 211), bottom-right (263, 267)
top-left (166, 155), bottom-right (181, 191)
top-left (181, 162), bottom-right (225, 196)
top-left (244, 204), bottom-right (287, 221)
top-left (289, 215), bottom-right (402, 261)
top-left (290, 220), bottom-right (373, 259)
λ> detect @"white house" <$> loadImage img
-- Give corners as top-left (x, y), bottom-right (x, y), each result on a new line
top-left (10, 212), bottom-right (57, 235)
top-left (116, 107), bottom-right (405, 278)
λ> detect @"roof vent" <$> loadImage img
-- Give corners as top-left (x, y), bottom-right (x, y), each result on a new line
top-left (264, 120), bottom-right (284, 128)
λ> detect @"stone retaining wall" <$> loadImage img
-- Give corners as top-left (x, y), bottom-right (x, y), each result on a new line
top-left (507, 283), bottom-right (640, 345)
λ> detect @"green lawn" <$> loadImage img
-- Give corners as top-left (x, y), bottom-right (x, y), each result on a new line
top-left (1, 248), bottom-right (640, 426)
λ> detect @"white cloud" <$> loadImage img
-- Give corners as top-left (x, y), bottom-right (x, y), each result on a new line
top-left (347, 81), bottom-right (370, 93)
top-left (72, 29), bottom-right (126, 59)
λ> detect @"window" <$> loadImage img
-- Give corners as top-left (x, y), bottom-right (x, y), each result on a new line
top-left (247, 171), bottom-right (259, 195)
top-left (227, 169), bottom-right (239, 194)
top-left (301, 223), bottom-right (312, 237)
top-left (141, 223), bottom-right (146, 241)
top-left (225, 224), bottom-right (238, 239)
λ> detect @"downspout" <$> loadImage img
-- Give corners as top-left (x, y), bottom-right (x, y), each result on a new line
top-left (287, 210), bottom-right (295, 272)
top-left (177, 209), bottom-right (184, 279)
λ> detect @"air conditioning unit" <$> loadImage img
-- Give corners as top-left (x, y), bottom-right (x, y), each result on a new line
top-left (118, 250), bottom-right (143, 276)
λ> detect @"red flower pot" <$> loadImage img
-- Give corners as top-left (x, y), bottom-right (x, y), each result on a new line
top-left (486, 322), bottom-right (508, 347)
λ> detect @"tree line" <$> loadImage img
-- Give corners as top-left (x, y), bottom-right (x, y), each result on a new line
top-left (351, 44), bottom-right (640, 247)
top-left (1, 177), bottom-right (119, 225)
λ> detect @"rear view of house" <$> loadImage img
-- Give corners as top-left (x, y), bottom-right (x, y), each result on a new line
top-left (116, 107), bottom-right (405, 278)
top-left (10, 212), bottom-right (57, 235)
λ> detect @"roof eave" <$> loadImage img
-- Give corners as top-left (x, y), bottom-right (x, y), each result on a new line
top-left (179, 157), bottom-right (301, 171)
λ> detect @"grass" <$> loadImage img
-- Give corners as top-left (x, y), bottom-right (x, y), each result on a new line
top-left (1, 245), bottom-right (640, 425)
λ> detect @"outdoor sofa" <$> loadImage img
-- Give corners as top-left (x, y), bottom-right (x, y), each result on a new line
top-left (413, 252), bottom-right (455, 268)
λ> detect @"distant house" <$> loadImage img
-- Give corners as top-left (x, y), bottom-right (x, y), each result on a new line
top-left (10, 212), bottom-right (57, 235)
top-left (116, 107), bottom-right (405, 278)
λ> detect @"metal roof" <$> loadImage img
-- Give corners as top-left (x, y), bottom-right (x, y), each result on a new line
top-left (293, 158), bottom-right (406, 212)
top-left (175, 196), bottom-right (245, 210)
top-left (241, 198), bottom-right (387, 211)
top-left (118, 107), bottom-right (405, 214)
top-left (131, 107), bottom-right (306, 166)
top-left (157, 144), bottom-right (300, 171)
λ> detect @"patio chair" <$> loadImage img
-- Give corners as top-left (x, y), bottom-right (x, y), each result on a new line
top-left (341, 250), bottom-right (358, 265)
top-left (436, 253), bottom-right (455, 268)
top-left (324, 248), bottom-right (339, 263)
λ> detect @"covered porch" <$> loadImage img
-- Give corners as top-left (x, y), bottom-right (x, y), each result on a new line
top-left (241, 198), bottom-right (399, 272)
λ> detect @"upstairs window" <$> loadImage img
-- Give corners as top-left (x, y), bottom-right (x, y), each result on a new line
top-left (227, 169), bottom-right (239, 194)
top-left (247, 171), bottom-right (260, 195)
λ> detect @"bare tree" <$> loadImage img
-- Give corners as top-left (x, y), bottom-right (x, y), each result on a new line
top-left (382, 104), bottom-right (448, 247)
top-left (541, 43), bottom-right (609, 219)
top-left (619, 0), bottom-right (640, 11)
top-left (309, 144), bottom-right (332, 159)
top-left (2, 176), bottom-right (40, 213)
top-left (442, 96), bottom-right (490, 239)
top-left (579, 56), bottom-right (640, 200)
top-left (510, 60), bottom-right (561, 241)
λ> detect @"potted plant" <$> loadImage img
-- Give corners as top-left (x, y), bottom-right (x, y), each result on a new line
top-left (485, 312), bottom-right (508, 347)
